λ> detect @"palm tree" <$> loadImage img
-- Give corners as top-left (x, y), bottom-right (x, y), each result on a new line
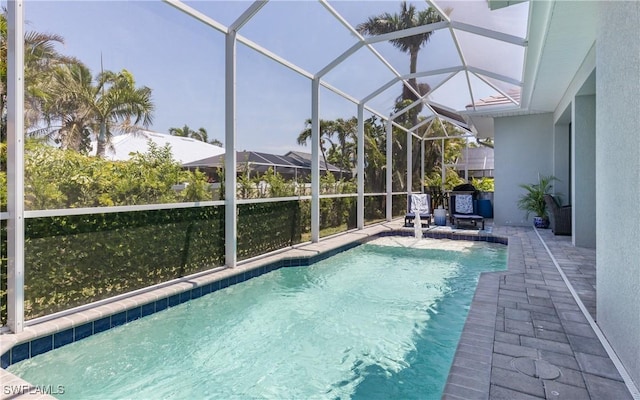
top-left (363, 115), bottom-right (387, 193)
top-left (357, 2), bottom-right (446, 126)
top-left (41, 63), bottom-right (96, 152)
top-left (191, 127), bottom-right (208, 143)
top-left (168, 124), bottom-right (193, 138)
top-left (0, 10), bottom-right (79, 141)
top-left (209, 137), bottom-right (223, 147)
top-left (169, 124), bottom-right (222, 146)
top-left (93, 69), bottom-right (154, 156)
top-left (42, 64), bottom-right (154, 155)
top-left (327, 118), bottom-right (357, 178)
top-left (297, 118), bottom-right (338, 174)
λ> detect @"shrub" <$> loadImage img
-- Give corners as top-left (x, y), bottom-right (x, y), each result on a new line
top-left (471, 177), bottom-right (494, 192)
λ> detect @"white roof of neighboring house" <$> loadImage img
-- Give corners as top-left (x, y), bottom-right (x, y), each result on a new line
top-left (457, 147), bottom-right (494, 171)
top-left (92, 130), bottom-right (225, 165)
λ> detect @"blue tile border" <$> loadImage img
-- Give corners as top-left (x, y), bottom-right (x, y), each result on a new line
top-left (141, 302), bottom-right (155, 318)
top-left (1, 350), bottom-right (10, 369)
top-left (53, 329), bottom-right (73, 349)
top-left (30, 336), bottom-right (53, 358)
top-left (94, 317), bottom-right (111, 334)
top-left (1, 230), bottom-right (506, 368)
top-left (74, 323), bottom-right (93, 341)
top-left (111, 311), bottom-right (127, 328)
top-left (380, 229), bottom-right (508, 246)
top-left (126, 307), bottom-right (142, 323)
top-left (10, 343), bottom-right (29, 365)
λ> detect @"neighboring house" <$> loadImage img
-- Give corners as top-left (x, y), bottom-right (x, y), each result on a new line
top-left (90, 130), bottom-right (224, 165)
top-left (184, 150), bottom-right (349, 181)
top-left (464, 90), bottom-right (522, 141)
top-left (283, 151), bottom-right (353, 179)
top-left (453, 147), bottom-right (494, 178)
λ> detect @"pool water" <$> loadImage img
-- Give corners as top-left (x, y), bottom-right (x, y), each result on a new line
top-left (9, 238), bottom-right (506, 399)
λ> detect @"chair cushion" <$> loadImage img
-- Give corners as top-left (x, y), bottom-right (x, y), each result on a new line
top-left (455, 194), bottom-right (473, 214)
top-left (410, 194), bottom-right (430, 214)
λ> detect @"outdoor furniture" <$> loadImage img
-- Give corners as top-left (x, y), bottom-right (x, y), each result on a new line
top-left (450, 193), bottom-right (485, 230)
top-left (404, 193), bottom-right (431, 227)
top-left (447, 190), bottom-right (475, 224)
top-left (544, 194), bottom-right (572, 235)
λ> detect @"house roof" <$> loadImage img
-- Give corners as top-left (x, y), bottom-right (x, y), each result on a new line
top-left (92, 130), bottom-right (224, 165)
top-left (456, 147), bottom-right (494, 171)
top-left (468, 90), bottom-right (522, 109)
top-left (283, 151), bottom-right (344, 171)
top-left (184, 150), bottom-right (345, 174)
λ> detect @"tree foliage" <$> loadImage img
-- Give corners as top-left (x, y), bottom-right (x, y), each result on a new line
top-left (42, 65), bottom-right (155, 156)
top-left (471, 177), bottom-right (494, 192)
top-left (7, 140), bottom-right (211, 210)
top-left (169, 124), bottom-right (222, 146)
top-left (357, 2), bottom-right (448, 125)
top-left (0, 10), bottom-right (79, 142)
top-left (295, 112), bottom-right (470, 196)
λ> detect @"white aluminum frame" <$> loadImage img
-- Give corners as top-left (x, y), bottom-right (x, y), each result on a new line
top-left (6, 0), bottom-right (25, 333)
top-left (2, 0), bottom-right (529, 332)
top-left (311, 78), bottom-right (320, 242)
top-left (224, 28), bottom-right (238, 268)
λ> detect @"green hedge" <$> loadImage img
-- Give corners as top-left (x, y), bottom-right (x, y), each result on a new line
top-left (1, 220), bottom-right (6, 326)
top-left (0, 201), bottom-right (315, 324)
top-left (392, 194), bottom-right (408, 217)
top-left (238, 201), bottom-right (307, 260)
top-left (319, 197), bottom-right (357, 237)
top-left (21, 206), bottom-right (224, 320)
top-left (0, 197), bottom-right (385, 325)
top-left (364, 196), bottom-right (386, 224)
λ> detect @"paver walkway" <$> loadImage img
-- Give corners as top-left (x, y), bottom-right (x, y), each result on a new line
top-left (443, 226), bottom-right (634, 400)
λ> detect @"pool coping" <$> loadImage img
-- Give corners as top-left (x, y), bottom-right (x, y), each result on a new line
top-left (0, 219), bottom-right (508, 398)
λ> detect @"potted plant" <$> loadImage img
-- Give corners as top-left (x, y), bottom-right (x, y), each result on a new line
top-left (517, 174), bottom-right (556, 228)
top-left (471, 177), bottom-right (494, 217)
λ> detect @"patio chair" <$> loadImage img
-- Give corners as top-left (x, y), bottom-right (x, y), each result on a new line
top-left (404, 193), bottom-right (431, 227)
top-left (544, 194), bottom-right (572, 235)
top-left (450, 193), bottom-right (485, 230)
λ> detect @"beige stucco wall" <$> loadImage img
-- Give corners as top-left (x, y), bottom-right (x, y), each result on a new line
top-left (596, 0), bottom-right (640, 388)
top-left (572, 95), bottom-right (596, 248)
top-left (493, 113), bottom-right (555, 226)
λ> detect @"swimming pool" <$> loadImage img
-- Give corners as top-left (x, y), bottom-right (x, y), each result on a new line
top-left (7, 237), bottom-right (506, 399)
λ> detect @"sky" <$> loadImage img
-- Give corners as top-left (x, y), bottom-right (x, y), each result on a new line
top-left (15, 0), bottom-right (529, 155)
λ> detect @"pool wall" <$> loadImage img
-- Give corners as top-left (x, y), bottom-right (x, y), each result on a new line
top-left (0, 224), bottom-right (507, 369)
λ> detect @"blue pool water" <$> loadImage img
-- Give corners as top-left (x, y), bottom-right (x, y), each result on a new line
top-left (8, 239), bottom-right (506, 399)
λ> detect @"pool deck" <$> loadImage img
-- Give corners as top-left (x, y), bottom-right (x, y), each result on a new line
top-left (443, 225), bottom-right (635, 400)
top-left (0, 219), bottom-right (636, 399)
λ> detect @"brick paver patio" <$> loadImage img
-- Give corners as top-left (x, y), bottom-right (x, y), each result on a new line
top-left (443, 226), bottom-right (634, 400)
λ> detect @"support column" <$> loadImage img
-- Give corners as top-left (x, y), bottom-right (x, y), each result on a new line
top-left (311, 78), bottom-right (320, 242)
top-left (553, 121), bottom-right (571, 201)
top-left (572, 95), bottom-right (596, 248)
top-left (406, 130), bottom-right (412, 194)
top-left (386, 120), bottom-right (392, 221)
top-left (441, 139), bottom-right (445, 187)
top-left (224, 29), bottom-right (238, 267)
top-left (357, 104), bottom-right (365, 229)
top-left (421, 139), bottom-right (425, 193)
top-left (464, 140), bottom-right (469, 181)
top-left (7, 0), bottom-right (25, 333)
